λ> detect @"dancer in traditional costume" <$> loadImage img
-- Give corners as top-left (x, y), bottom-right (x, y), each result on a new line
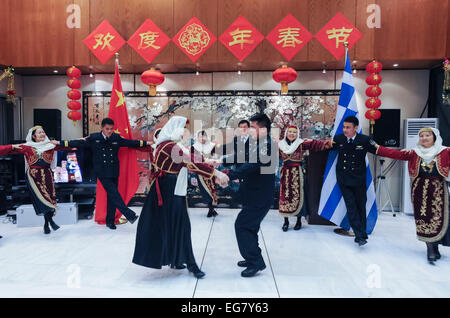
top-left (191, 130), bottom-right (219, 217)
top-left (278, 125), bottom-right (332, 231)
top-left (375, 127), bottom-right (450, 263)
top-left (132, 116), bottom-right (229, 278)
top-left (1, 126), bottom-right (74, 234)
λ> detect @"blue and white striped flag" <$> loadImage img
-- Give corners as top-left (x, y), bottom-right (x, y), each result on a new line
top-left (318, 50), bottom-right (378, 234)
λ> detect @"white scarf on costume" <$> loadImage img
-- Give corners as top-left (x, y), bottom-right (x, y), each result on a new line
top-left (154, 116), bottom-right (189, 196)
top-left (23, 127), bottom-right (57, 171)
top-left (278, 126), bottom-right (304, 155)
top-left (413, 127), bottom-right (449, 180)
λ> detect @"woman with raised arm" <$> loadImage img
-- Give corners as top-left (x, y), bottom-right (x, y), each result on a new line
top-left (132, 116), bottom-right (229, 278)
top-left (0, 126), bottom-right (74, 234)
top-left (375, 127), bottom-right (450, 264)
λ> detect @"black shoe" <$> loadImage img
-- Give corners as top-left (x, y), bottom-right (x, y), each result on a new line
top-left (212, 210), bottom-right (218, 217)
top-left (241, 264), bottom-right (266, 278)
top-left (427, 242), bottom-right (437, 263)
top-left (237, 260), bottom-right (248, 267)
top-left (358, 239), bottom-right (367, 246)
top-left (49, 220), bottom-right (60, 231)
top-left (282, 220), bottom-right (289, 232)
top-left (174, 264), bottom-right (186, 270)
top-left (294, 218), bottom-right (302, 230)
top-left (106, 224), bottom-right (117, 230)
top-left (128, 214), bottom-right (138, 224)
top-left (207, 210), bottom-right (214, 218)
top-left (187, 264), bottom-right (205, 279)
top-left (434, 243), bottom-right (441, 260)
top-left (43, 225), bottom-right (51, 234)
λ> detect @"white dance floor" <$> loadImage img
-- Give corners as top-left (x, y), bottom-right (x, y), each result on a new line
top-left (1, 207), bottom-right (450, 298)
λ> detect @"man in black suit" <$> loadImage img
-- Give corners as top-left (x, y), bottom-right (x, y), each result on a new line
top-left (224, 114), bottom-right (277, 277)
top-left (53, 118), bottom-right (148, 229)
top-left (331, 116), bottom-right (377, 246)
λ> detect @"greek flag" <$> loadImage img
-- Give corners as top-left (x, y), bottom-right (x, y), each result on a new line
top-left (318, 50), bottom-right (378, 234)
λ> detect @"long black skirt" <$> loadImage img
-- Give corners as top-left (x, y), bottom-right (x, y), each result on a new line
top-left (132, 174), bottom-right (197, 269)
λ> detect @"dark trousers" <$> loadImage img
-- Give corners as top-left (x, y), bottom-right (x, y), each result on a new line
top-left (98, 177), bottom-right (136, 225)
top-left (339, 183), bottom-right (368, 240)
top-left (234, 204), bottom-right (271, 268)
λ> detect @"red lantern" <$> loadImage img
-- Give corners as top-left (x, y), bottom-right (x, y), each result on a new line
top-left (365, 109), bottom-right (381, 120)
top-left (365, 85), bottom-right (382, 97)
top-left (67, 110), bottom-right (82, 125)
top-left (67, 78), bottom-right (81, 89)
top-left (273, 65), bottom-right (297, 94)
top-left (67, 100), bottom-right (81, 110)
top-left (366, 60), bottom-right (383, 74)
top-left (141, 68), bottom-right (165, 96)
top-left (365, 74), bottom-right (382, 86)
top-left (67, 89), bottom-right (81, 100)
top-left (365, 98), bottom-right (381, 109)
top-left (67, 66), bottom-right (81, 78)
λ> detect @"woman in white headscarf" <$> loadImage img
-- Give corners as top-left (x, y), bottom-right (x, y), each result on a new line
top-left (133, 116), bottom-right (229, 278)
top-left (191, 130), bottom-right (219, 218)
top-left (0, 126), bottom-right (74, 234)
top-left (375, 127), bottom-right (450, 263)
top-left (278, 125), bottom-right (332, 232)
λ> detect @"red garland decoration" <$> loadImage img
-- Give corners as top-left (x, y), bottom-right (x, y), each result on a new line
top-left (365, 60), bottom-right (383, 135)
top-left (66, 66), bottom-right (82, 125)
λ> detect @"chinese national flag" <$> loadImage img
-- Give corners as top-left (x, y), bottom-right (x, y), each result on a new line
top-left (94, 61), bottom-right (139, 224)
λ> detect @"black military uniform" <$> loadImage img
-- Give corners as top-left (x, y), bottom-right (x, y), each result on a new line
top-left (227, 136), bottom-right (276, 273)
top-left (332, 133), bottom-right (377, 242)
top-left (60, 132), bottom-right (148, 226)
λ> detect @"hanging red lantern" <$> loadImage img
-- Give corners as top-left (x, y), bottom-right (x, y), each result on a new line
top-left (67, 100), bottom-right (81, 110)
top-left (67, 89), bottom-right (81, 100)
top-left (366, 60), bottom-right (383, 74)
top-left (66, 66), bottom-right (81, 78)
top-left (141, 68), bottom-right (165, 96)
top-left (365, 74), bottom-right (382, 86)
top-left (365, 85), bottom-right (382, 97)
top-left (365, 109), bottom-right (381, 121)
top-left (273, 65), bottom-right (297, 94)
top-left (67, 110), bottom-right (82, 125)
top-left (365, 98), bottom-right (381, 109)
top-left (67, 78), bottom-right (81, 89)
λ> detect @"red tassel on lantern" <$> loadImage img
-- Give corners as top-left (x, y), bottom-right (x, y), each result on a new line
top-left (141, 68), bottom-right (165, 96)
top-left (273, 65), bottom-right (297, 94)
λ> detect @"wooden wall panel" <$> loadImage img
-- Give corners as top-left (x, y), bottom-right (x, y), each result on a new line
top-left (1, 0), bottom-right (74, 67)
top-left (375, 0), bottom-right (448, 60)
top-left (74, 0), bottom-right (91, 66)
top-left (354, 0), bottom-right (376, 61)
top-left (173, 0), bottom-right (218, 66)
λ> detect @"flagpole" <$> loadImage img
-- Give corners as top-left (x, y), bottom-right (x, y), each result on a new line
top-left (115, 52), bottom-right (119, 66)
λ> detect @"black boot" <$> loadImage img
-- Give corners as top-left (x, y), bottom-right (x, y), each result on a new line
top-left (47, 212), bottom-right (60, 231)
top-left (426, 242), bottom-right (437, 264)
top-left (207, 206), bottom-right (218, 217)
top-left (434, 242), bottom-right (441, 260)
top-left (294, 217), bottom-right (302, 230)
top-left (187, 263), bottom-right (205, 279)
top-left (282, 218), bottom-right (289, 232)
top-left (43, 214), bottom-right (51, 234)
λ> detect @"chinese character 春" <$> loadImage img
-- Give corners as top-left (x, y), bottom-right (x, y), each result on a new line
top-left (277, 27), bottom-right (302, 48)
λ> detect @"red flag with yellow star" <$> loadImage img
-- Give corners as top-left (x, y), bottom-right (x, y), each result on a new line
top-left (94, 61), bottom-right (139, 224)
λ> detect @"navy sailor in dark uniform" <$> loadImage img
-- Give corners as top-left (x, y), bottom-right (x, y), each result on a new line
top-left (331, 116), bottom-right (377, 246)
top-left (54, 118), bottom-right (149, 229)
top-left (223, 113), bottom-right (277, 277)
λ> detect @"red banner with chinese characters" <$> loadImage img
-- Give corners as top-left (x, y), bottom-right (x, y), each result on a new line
top-left (219, 15), bottom-right (264, 62)
top-left (128, 19), bottom-right (170, 64)
top-left (83, 20), bottom-right (126, 64)
top-left (173, 17), bottom-right (216, 62)
top-left (266, 14), bottom-right (312, 61)
top-left (314, 13), bottom-right (362, 60)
